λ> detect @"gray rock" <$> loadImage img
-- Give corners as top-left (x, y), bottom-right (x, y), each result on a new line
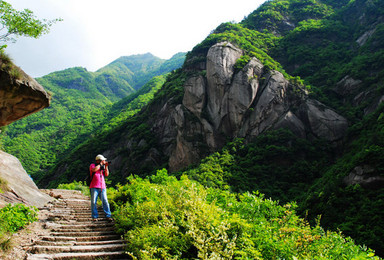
top-left (273, 111), bottom-right (306, 138)
top-left (183, 75), bottom-right (206, 117)
top-left (356, 28), bottom-right (376, 46)
top-left (305, 99), bottom-right (348, 141)
top-left (0, 150), bottom-right (52, 208)
top-left (206, 42), bottom-right (243, 128)
top-left (97, 41), bottom-right (350, 172)
top-left (344, 165), bottom-right (384, 189)
top-left (334, 75), bottom-right (362, 96)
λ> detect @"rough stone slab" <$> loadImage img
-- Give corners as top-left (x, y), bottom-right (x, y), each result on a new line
top-left (51, 231), bottom-right (116, 237)
top-left (32, 243), bottom-right (126, 253)
top-left (35, 239), bottom-right (125, 247)
top-left (27, 250), bottom-right (128, 259)
top-left (0, 151), bottom-right (53, 208)
top-left (41, 235), bottom-right (121, 242)
top-left (50, 223), bottom-right (114, 230)
top-left (52, 227), bottom-right (114, 232)
top-left (0, 66), bottom-right (50, 126)
top-left (28, 189), bottom-right (126, 259)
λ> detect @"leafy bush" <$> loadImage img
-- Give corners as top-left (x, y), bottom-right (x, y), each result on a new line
top-left (0, 204), bottom-right (38, 233)
top-left (57, 180), bottom-right (90, 196)
top-left (0, 203), bottom-right (38, 252)
top-left (111, 170), bottom-right (378, 259)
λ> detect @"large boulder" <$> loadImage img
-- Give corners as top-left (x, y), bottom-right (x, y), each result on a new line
top-left (0, 151), bottom-right (52, 208)
top-left (0, 62), bottom-right (50, 126)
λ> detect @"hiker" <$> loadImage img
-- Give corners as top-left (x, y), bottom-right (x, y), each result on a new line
top-left (89, 154), bottom-right (113, 222)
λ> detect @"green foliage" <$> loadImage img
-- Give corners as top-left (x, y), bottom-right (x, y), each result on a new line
top-left (0, 50), bottom-right (21, 79)
top-left (110, 171), bottom-right (378, 259)
top-left (2, 54), bottom-right (184, 186)
top-left (181, 130), bottom-right (331, 204)
top-left (0, 177), bottom-right (9, 193)
top-left (0, 204), bottom-right (38, 233)
top-left (302, 105), bottom-right (384, 255)
top-left (182, 150), bottom-right (234, 190)
top-left (0, 1), bottom-right (61, 49)
top-left (0, 204), bottom-right (38, 253)
top-left (57, 180), bottom-right (90, 196)
top-left (241, 0), bottom-right (334, 34)
top-left (4, 0), bottom-right (384, 257)
top-left (234, 55), bottom-right (251, 73)
top-left (186, 22), bottom-right (281, 73)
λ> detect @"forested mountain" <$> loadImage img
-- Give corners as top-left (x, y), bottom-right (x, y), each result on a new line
top-left (30, 0), bottom-right (384, 255)
top-left (0, 52), bottom-right (185, 182)
top-left (2, 0), bottom-right (384, 256)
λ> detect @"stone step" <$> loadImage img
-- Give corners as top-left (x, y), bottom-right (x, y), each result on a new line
top-left (47, 217), bottom-right (110, 223)
top-left (54, 220), bottom-right (112, 225)
top-left (41, 235), bottom-right (121, 242)
top-left (51, 231), bottom-right (116, 237)
top-left (52, 225), bottom-right (114, 232)
top-left (48, 223), bottom-right (114, 229)
top-left (48, 210), bottom-right (106, 215)
top-left (28, 189), bottom-right (126, 259)
top-left (53, 206), bottom-right (91, 210)
top-left (27, 250), bottom-right (129, 259)
top-left (36, 239), bottom-right (126, 247)
top-left (52, 227), bottom-right (115, 233)
top-left (32, 243), bottom-right (126, 254)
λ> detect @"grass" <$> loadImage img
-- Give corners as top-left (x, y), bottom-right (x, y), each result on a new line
top-left (0, 177), bottom-right (9, 194)
top-left (0, 51), bottom-right (22, 80)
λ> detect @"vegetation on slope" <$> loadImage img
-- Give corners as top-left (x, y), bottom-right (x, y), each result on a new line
top-left (2, 0), bottom-right (384, 257)
top-left (60, 172), bottom-right (379, 259)
top-left (37, 74), bottom-right (169, 187)
top-left (0, 204), bottom-right (38, 253)
top-left (0, 53), bottom-right (185, 182)
top-left (32, 0), bottom-right (384, 254)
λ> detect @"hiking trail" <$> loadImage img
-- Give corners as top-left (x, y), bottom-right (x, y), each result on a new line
top-left (26, 189), bottom-right (128, 260)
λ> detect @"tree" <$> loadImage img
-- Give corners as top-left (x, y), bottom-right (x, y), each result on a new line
top-left (0, 1), bottom-right (62, 50)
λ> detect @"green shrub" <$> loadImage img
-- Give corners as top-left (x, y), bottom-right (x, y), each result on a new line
top-left (111, 170), bottom-right (378, 259)
top-left (0, 204), bottom-right (38, 233)
top-left (57, 180), bottom-right (90, 196)
top-left (0, 203), bottom-right (38, 252)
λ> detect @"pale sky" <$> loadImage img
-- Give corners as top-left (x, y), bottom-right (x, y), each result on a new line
top-left (5, 0), bottom-right (265, 77)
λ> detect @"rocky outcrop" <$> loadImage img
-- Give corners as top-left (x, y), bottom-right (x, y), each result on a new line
top-left (343, 165), bottom-right (384, 189)
top-left (0, 63), bottom-right (50, 126)
top-left (0, 151), bottom-right (52, 208)
top-left (99, 42), bottom-right (348, 174)
top-left (0, 63), bottom-right (52, 207)
top-left (154, 42), bottom-right (348, 171)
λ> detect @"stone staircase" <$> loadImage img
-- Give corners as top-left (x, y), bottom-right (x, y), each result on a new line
top-left (27, 189), bottom-right (129, 259)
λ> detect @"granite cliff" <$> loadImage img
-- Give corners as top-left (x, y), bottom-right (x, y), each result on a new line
top-left (100, 42), bottom-right (348, 174)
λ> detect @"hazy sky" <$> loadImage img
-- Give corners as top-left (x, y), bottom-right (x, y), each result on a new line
top-left (5, 0), bottom-right (265, 77)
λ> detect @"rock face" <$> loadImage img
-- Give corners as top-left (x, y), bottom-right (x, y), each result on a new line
top-left (0, 151), bottom-right (52, 208)
top-left (153, 42), bottom-right (348, 171)
top-left (102, 42), bottom-right (349, 174)
top-left (343, 165), bottom-right (384, 189)
top-left (0, 64), bottom-right (50, 126)
top-left (0, 62), bottom-right (52, 207)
